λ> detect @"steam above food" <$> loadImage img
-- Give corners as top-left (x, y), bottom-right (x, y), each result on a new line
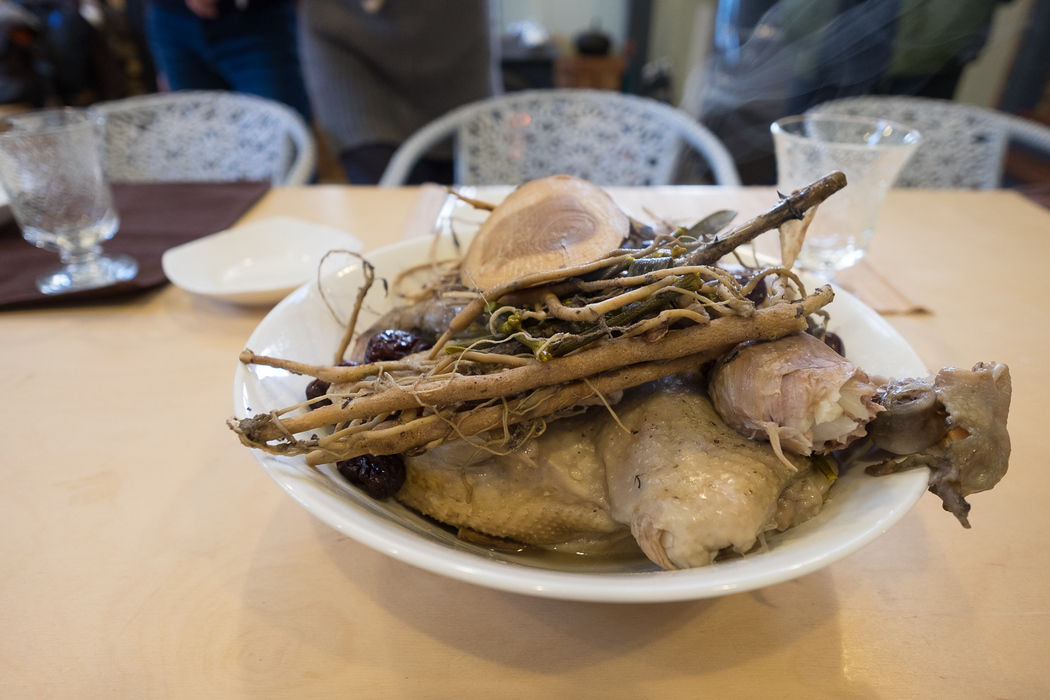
top-left (229, 173), bottom-right (1012, 570)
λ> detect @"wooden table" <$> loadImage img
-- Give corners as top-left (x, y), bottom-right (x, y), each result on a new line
top-left (2, 186), bottom-right (1047, 698)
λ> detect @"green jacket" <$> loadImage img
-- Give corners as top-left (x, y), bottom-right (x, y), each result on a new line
top-left (778, 0), bottom-right (1000, 79)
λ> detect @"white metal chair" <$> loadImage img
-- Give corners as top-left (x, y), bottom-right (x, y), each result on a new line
top-left (378, 89), bottom-right (741, 187)
top-left (808, 95), bottom-right (1050, 189)
top-left (94, 90), bottom-right (317, 186)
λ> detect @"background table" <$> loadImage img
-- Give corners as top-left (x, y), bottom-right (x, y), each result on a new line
top-left (2, 186), bottom-right (1047, 698)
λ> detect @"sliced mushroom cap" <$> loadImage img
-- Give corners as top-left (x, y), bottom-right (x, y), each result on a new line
top-left (460, 174), bottom-right (629, 290)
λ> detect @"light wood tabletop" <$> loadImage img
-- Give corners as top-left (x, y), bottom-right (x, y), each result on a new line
top-left (2, 185), bottom-right (1047, 698)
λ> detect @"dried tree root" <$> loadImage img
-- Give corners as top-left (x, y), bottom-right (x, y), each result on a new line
top-left (234, 285), bottom-right (833, 445)
top-left (230, 173), bottom-right (848, 468)
top-left (334, 256), bottom-right (375, 364)
top-left (239, 350), bottom-right (428, 383)
top-left (683, 171), bottom-right (847, 266)
top-left (426, 252), bottom-right (637, 360)
top-left (446, 187), bottom-right (496, 211)
top-left (426, 171), bottom-right (846, 359)
top-left (300, 350), bottom-right (725, 464)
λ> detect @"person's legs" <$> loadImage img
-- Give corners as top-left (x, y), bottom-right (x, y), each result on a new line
top-left (339, 144), bottom-right (397, 185)
top-left (204, 3), bottom-right (313, 122)
top-left (339, 143), bottom-right (455, 185)
top-left (407, 157), bottom-right (454, 186)
top-left (145, 5), bottom-right (229, 91)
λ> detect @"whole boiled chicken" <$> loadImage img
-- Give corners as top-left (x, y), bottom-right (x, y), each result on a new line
top-left (398, 374), bottom-right (833, 568)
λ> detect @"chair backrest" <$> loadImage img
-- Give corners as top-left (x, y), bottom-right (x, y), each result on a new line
top-left (94, 90), bottom-right (317, 185)
top-left (808, 95), bottom-right (1050, 189)
top-left (379, 89), bottom-right (741, 187)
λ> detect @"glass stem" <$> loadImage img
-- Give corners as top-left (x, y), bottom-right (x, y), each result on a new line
top-left (59, 245), bottom-right (102, 266)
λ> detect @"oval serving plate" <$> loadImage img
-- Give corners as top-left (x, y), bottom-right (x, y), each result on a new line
top-left (232, 222), bottom-right (929, 603)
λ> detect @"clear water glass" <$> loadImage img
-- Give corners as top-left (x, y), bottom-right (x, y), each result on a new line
top-left (0, 107), bottom-right (137, 294)
top-left (771, 114), bottom-right (921, 281)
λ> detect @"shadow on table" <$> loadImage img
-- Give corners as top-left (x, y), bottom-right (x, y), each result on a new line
top-left (284, 511), bottom-right (872, 690)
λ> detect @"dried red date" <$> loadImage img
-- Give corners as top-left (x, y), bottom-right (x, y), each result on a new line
top-left (305, 378), bottom-right (331, 408)
top-left (364, 329), bottom-right (432, 363)
top-left (733, 272), bottom-right (769, 306)
top-left (337, 453), bottom-right (406, 500)
top-left (304, 360), bottom-right (357, 409)
top-left (823, 331), bottom-right (845, 357)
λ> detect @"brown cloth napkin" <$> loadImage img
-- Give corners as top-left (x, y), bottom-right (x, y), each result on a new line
top-left (0, 181), bottom-right (270, 310)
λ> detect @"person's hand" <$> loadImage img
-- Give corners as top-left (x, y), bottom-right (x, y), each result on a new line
top-left (185, 0), bottom-right (218, 19)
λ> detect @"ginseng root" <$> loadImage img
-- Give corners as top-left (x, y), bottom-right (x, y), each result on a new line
top-left (229, 173), bottom-right (847, 465)
top-left (231, 286), bottom-right (833, 458)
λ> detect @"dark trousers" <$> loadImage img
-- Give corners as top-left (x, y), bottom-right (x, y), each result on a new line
top-left (340, 143), bottom-right (454, 186)
top-left (145, 3), bottom-right (312, 123)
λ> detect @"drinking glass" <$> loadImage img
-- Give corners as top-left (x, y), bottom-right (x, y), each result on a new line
top-left (0, 107), bottom-right (137, 295)
top-left (770, 114), bottom-right (921, 283)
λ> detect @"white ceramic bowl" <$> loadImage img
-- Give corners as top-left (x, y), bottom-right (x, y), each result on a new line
top-left (163, 216), bottom-right (362, 305)
top-left (232, 221), bottom-right (931, 602)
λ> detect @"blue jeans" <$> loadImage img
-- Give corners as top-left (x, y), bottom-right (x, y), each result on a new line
top-left (145, 2), bottom-right (312, 122)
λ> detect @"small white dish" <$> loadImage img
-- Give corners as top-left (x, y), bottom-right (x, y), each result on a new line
top-left (162, 216), bottom-right (362, 305)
